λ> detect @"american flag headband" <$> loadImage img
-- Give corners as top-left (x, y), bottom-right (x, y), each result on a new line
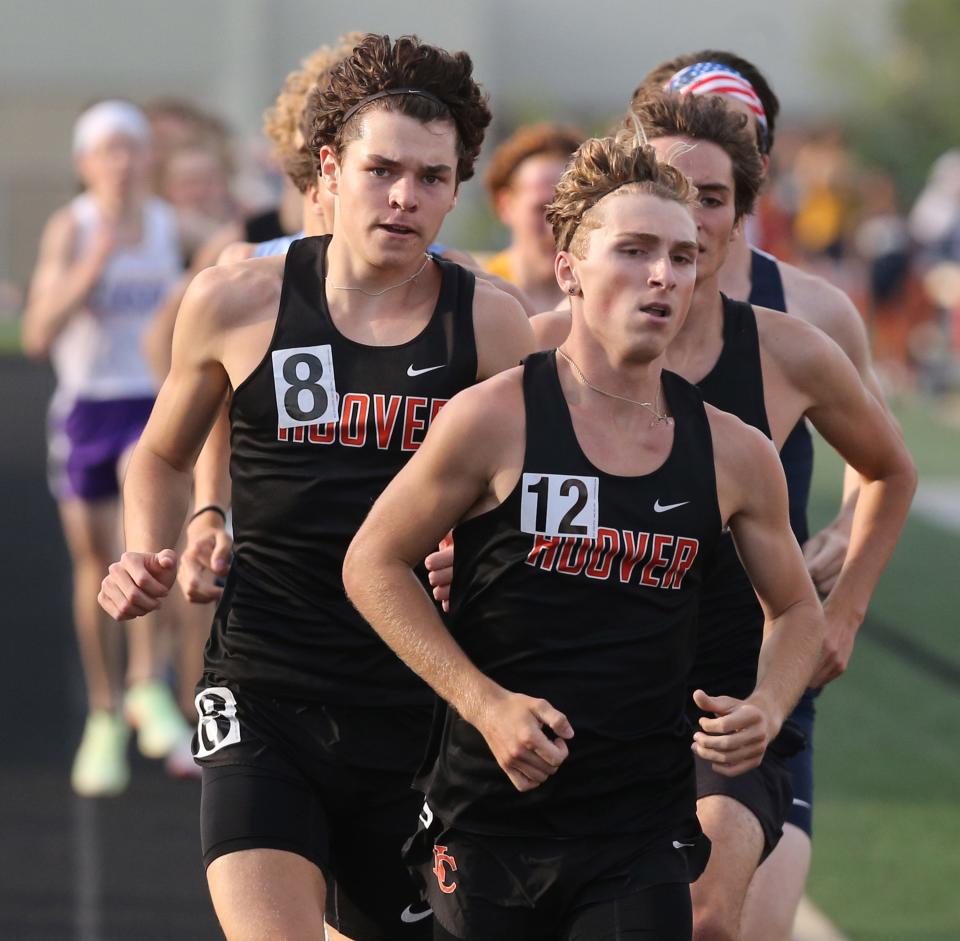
top-left (663, 62), bottom-right (769, 150)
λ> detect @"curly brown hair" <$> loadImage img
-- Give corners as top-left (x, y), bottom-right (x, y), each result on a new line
top-left (634, 50), bottom-right (780, 154)
top-left (262, 33), bottom-right (365, 193)
top-left (546, 132), bottom-right (698, 257)
top-left (484, 123), bottom-right (583, 202)
top-left (305, 33), bottom-right (491, 183)
top-left (625, 91), bottom-right (763, 221)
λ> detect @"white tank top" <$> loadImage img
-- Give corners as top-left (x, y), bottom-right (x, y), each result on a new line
top-left (50, 194), bottom-right (181, 401)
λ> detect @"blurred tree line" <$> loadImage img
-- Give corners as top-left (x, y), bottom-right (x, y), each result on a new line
top-left (828, 0), bottom-right (960, 199)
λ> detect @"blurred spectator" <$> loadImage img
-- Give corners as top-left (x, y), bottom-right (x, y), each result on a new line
top-left (143, 98), bottom-right (230, 192)
top-left (158, 136), bottom-right (239, 264)
top-left (854, 169), bottom-right (931, 387)
top-left (791, 125), bottom-right (857, 262)
top-left (909, 149), bottom-right (960, 267)
top-left (21, 100), bottom-right (188, 797)
top-left (484, 123), bottom-right (583, 311)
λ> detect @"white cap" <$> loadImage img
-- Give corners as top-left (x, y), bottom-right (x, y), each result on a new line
top-left (72, 100), bottom-right (151, 156)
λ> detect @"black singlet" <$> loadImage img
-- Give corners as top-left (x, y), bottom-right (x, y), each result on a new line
top-left (203, 235), bottom-right (478, 705)
top-left (424, 351), bottom-right (722, 838)
top-left (749, 247), bottom-right (813, 544)
top-left (690, 296), bottom-right (772, 702)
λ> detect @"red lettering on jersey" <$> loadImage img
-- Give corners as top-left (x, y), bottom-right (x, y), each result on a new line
top-left (585, 527), bottom-right (621, 580)
top-left (374, 394), bottom-right (402, 450)
top-left (556, 537), bottom-right (590, 575)
top-left (619, 531), bottom-right (650, 583)
top-left (430, 398), bottom-right (449, 423)
top-left (433, 844), bottom-right (458, 894)
top-left (277, 427), bottom-right (289, 442)
top-left (661, 536), bottom-right (699, 589)
top-left (292, 425), bottom-right (306, 443)
top-left (339, 393), bottom-right (369, 448)
top-left (639, 533), bottom-right (674, 587)
top-left (526, 534), bottom-right (562, 570)
top-left (308, 422), bottom-right (336, 444)
top-left (401, 397), bottom-right (430, 452)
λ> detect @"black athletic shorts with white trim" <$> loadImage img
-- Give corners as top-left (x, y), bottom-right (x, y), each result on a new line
top-left (694, 719), bottom-right (805, 861)
top-left (194, 681), bottom-right (433, 941)
top-left (405, 807), bottom-right (709, 941)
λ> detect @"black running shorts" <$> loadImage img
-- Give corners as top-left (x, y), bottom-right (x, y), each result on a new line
top-left (405, 807), bottom-right (709, 941)
top-left (694, 721), bottom-right (803, 861)
top-left (194, 682), bottom-right (433, 941)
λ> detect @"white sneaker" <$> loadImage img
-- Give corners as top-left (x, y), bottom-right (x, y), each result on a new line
top-left (71, 711), bottom-right (130, 797)
top-left (124, 680), bottom-right (190, 759)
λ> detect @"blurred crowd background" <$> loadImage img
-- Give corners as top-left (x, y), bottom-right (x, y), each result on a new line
top-left (1, 0), bottom-right (959, 396)
top-left (2, 1), bottom-right (959, 938)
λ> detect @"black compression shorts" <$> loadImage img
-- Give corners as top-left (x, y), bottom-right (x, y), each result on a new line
top-left (405, 810), bottom-right (709, 941)
top-left (194, 681), bottom-right (433, 941)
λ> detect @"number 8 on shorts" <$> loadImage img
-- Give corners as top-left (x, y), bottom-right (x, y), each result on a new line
top-left (272, 344), bottom-right (340, 429)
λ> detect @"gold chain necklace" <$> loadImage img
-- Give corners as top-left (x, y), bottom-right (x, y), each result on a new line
top-left (326, 253), bottom-right (432, 297)
top-left (556, 346), bottom-right (673, 428)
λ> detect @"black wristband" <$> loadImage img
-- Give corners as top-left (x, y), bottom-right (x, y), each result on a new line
top-left (189, 504), bottom-right (227, 525)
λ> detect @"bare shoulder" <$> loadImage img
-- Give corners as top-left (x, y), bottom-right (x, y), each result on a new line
top-left (215, 240), bottom-right (255, 266)
top-left (439, 246), bottom-right (477, 267)
top-left (181, 255), bottom-right (285, 333)
top-left (778, 261), bottom-right (869, 362)
top-left (706, 403), bottom-right (780, 477)
top-left (473, 274), bottom-right (528, 321)
top-left (754, 302), bottom-right (843, 381)
top-left (436, 365), bottom-right (525, 442)
top-left (530, 307), bottom-right (572, 350)
top-left (472, 278), bottom-right (536, 379)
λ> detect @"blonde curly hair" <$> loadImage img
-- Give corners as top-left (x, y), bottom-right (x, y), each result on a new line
top-left (262, 32), bottom-right (365, 193)
top-left (546, 131), bottom-right (698, 257)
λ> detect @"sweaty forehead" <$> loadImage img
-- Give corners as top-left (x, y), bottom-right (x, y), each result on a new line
top-left (648, 136), bottom-right (733, 185)
top-left (593, 189), bottom-right (695, 241)
top-left (350, 109), bottom-right (458, 163)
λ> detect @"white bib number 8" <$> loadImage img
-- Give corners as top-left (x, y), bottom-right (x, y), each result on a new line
top-left (272, 344), bottom-right (339, 429)
top-left (520, 472), bottom-right (599, 539)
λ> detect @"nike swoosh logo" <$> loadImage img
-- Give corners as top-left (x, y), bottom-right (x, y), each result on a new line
top-left (400, 904), bottom-right (433, 924)
top-left (407, 364), bottom-right (445, 377)
top-left (792, 798), bottom-right (812, 809)
top-left (654, 499), bottom-right (690, 513)
top-left (672, 840), bottom-right (695, 850)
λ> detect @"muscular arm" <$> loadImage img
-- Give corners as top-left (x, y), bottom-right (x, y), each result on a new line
top-left (781, 266), bottom-right (899, 590)
top-left (99, 269), bottom-right (237, 619)
top-left (695, 415), bottom-right (824, 775)
top-left (124, 271), bottom-right (233, 549)
top-left (344, 376), bottom-right (572, 790)
top-left (142, 224), bottom-right (249, 383)
top-left (21, 209), bottom-right (112, 357)
top-left (178, 398), bottom-right (234, 602)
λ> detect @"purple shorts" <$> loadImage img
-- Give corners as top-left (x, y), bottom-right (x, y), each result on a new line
top-left (48, 396), bottom-right (154, 502)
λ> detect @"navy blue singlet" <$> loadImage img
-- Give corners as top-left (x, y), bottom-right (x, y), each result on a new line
top-left (749, 248), bottom-right (813, 545)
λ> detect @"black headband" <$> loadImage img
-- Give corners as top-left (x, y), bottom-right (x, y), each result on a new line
top-left (341, 87), bottom-right (447, 127)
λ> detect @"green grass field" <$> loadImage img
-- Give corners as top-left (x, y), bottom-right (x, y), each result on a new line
top-left (805, 400), bottom-right (960, 940)
top-left (0, 319), bottom-right (21, 354)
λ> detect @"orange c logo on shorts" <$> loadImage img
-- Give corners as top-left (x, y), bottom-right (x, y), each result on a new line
top-left (432, 843), bottom-right (458, 894)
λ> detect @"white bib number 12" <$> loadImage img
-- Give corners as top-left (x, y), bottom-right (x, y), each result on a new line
top-left (272, 344), bottom-right (339, 429)
top-left (520, 473), bottom-right (599, 539)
